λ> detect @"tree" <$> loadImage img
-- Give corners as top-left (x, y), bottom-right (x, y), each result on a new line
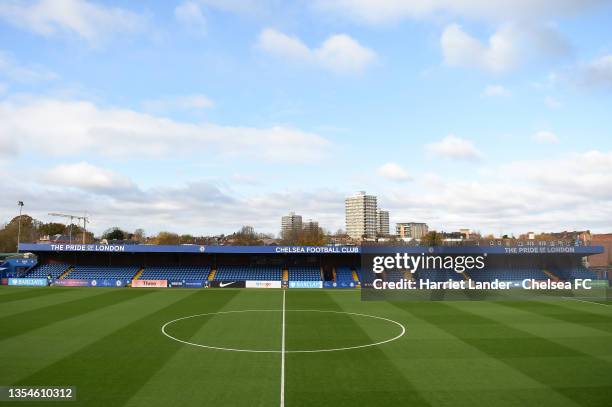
top-left (297, 227), bottom-right (329, 246)
top-left (385, 234), bottom-right (399, 243)
top-left (180, 234), bottom-right (195, 244)
top-left (232, 226), bottom-right (263, 246)
top-left (38, 222), bottom-right (67, 237)
top-left (133, 228), bottom-right (146, 243)
top-left (0, 214), bottom-right (41, 252)
top-left (102, 227), bottom-right (126, 241)
top-left (421, 231), bottom-right (444, 246)
top-left (154, 231), bottom-right (180, 245)
top-left (74, 231), bottom-right (95, 244)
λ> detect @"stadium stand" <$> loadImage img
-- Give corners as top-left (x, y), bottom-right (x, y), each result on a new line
top-left (214, 266), bottom-right (282, 281)
top-left (384, 270), bottom-right (404, 282)
top-left (553, 265), bottom-right (604, 281)
top-left (139, 266), bottom-right (211, 281)
top-left (415, 269), bottom-right (463, 282)
top-left (288, 266), bottom-right (321, 281)
top-left (68, 265), bottom-right (139, 280)
top-left (25, 263), bottom-right (70, 279)
top-left (467, 267), bottom-right (548, 281)
top-left (335, 266), bottom-right (355, 282)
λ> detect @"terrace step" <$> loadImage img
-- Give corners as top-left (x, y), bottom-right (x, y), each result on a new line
top-left (543, 270), bottom-right (561, 282)
top-left (132, 267), bottom-right (145, 281)
top-left (59, 266), bottom-right (73, 280)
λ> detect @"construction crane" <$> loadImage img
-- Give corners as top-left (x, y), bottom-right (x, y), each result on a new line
top-left (48, 213), bottom-right (90, 244)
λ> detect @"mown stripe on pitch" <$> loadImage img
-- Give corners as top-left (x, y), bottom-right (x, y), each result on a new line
top-left (122, 289), bottom-right (283, 407)
top-left (0, 290), bottom-right (195, 385)
top-left (0, 287), bottom-right (72, 304)
top-left (0, 287), bottom-right (110, 320)
top-left (16, 289), bottom-right (239, 407)
top-left (496, 301), bottom-right (612, 335)
top-left (392, 302), bottom-right (612, 406)
top-left (0, 287), bottom-right (37, 295)
top-left (0, 288), bottom-right (154, 341)
top-left (284, 290), bottom-right (431, 407)
top-left (0, 287), bottom-right (42, 296)
top-left (552, 384), bottom-right (612, 407)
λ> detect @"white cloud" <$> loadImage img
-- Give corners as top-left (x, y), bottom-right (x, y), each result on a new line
top-left (384, 150), bottom-right (612, 234)
top-left (377, 162), bottom-right (412, 182)
top-left (426, 134), bottom-right (483, 161)
top-left (544, 95), bottom-right (561, 108)
top-left (0, 0), bottom-right (145, 42)
top-left (441, 23), bottom-right (570, 73)
top-left (175, 1), bottom-right (206, 30)
top-left (256, 28), bottom-right (376, 74)
top-left (2, 150), bottom-right (612, 236)
top-left (0, 132), bottom-right (18, 156)
top-left (197, 0), bottom-right (264, 15)
top-left (581, 54), bottom-right (612, 89)
top-left (0, 97), bottom-right (331, 163)
top-left (257, 29), bottom-right (310, 61)
top-left (482, 84), bottom-right (510, 97)
top-left (441, 24), bottom-right (519, 72)
top-left (312, 0), bottom-right (604, 24)
top-left (533, 130), bottom-right (559, 144)
top-left (141, 94), bottom-right (214, 114)
top-left (0, 166), bottom-right (347, 235)
top-left (503, 150), bottom-right (612, 199)
top-left (44, 162), bottom-right (137, 193)
top-left (0, 51), bottom-right (57, 82)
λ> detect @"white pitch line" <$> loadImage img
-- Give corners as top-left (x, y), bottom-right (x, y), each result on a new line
top-left (563, 297), bottom-right (611, 307)
top-left (280, 289), bottom-right (286, 407)
top-left (161, 310), bottom-right (406, 353)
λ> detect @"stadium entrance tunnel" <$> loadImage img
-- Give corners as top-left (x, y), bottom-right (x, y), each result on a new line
top-left (161, 310), bottom-right (405, 353)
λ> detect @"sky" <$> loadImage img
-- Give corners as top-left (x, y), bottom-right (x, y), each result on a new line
top-left (0, 0), bottom-right (611, 238)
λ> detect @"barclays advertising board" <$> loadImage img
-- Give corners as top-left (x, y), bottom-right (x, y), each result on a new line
top-left (8, 278), bottom-right (47, 286)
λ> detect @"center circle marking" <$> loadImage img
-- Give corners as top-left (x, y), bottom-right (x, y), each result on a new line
top-left (161, 309), bottom-right (406, 353)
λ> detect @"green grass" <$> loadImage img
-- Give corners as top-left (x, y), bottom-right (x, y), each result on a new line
top-left (1, 286), bottom-right (611, 407)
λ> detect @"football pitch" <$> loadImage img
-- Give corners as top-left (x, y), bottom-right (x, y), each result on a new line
top-left (1, 286), bottom-right (611, 407)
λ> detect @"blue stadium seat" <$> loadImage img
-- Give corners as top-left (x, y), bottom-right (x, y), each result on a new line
top-left (288, 266), bottom-right (321, 281)
top-left (467, 268), bottom-right (548, 282)
top-left (415, 269), bottom-right (463, 282)
top-left (68, 265), bottom-right (139, 280)
top-left (25, 263), bottom-right (69, 279)
top-left (553, 266), bottom-right (604, 281)
top-left (214, 266), bottom-right (282, 281)
top-left (335, 266), bottom-right (356, 282)
top-left (139, 266), bottom-right (211, 281)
